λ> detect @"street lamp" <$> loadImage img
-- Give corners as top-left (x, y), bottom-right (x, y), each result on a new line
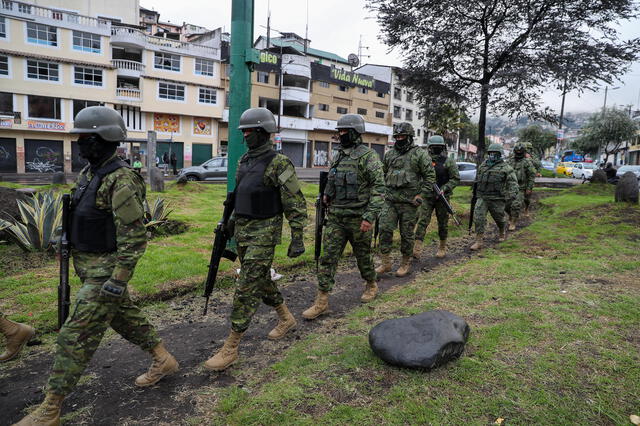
top-left (603, 86), bottom-right (621, 112)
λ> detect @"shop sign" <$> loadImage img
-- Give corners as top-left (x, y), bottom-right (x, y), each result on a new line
top-left (27, 120), bottom-right (66, 131)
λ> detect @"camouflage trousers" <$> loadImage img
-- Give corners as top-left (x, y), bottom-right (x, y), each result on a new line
top-left (473, 198), bottom-right (507, 235)
top-left (379, 201), bottom-right (419, 257)
top-left (524, 189), bottom-right (533, 210)
top-left (506, 190), bottom-right (525, 221)
top-left (230, 244), bottom-right (283, 333)
top-left (318, 214), bottom-right (376, 292)
top-left (47, 277), bottom-right (160, 395)
top-left (415, 196), bottom-right (450, 242)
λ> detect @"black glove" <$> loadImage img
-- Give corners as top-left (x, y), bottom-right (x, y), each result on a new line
top-left (224, 217), bottom-right (236, 237)
top-left (100, 279), bottom-right (126, 299)
top-left (287, 227), bottom-right (305, 258)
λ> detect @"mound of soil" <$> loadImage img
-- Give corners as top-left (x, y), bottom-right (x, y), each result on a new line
top-left (0, 187), bottom-right (24, 220)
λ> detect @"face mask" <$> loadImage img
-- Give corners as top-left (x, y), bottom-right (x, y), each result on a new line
top-left (429, 146), bottom-right (444, 156)
top-left (78, 134), bottom-right (117, 165)
top-left (395, 136), bottom-right (411, 150)
top-left (487, 152), bottom-right (501, 164)
top-left (244, 129), bottom-right (269, 150)
top-left (339, 131), bottom-right (356, 149)
top-left (515, 151), bottom-right (525, 159)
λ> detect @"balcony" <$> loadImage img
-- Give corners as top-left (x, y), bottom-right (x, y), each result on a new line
top-left (111, 59), bottom-right (145, 78)
top-left (282, 54), bottom-right (311, 78)
top-left (279, 116), bottom-right (313, 131)
top-left (111, 27), bottom-right (220, 59)
top-left (281, 86), bottom-right (310, 103)
top-left (116, 88), bottom-right (141, 101)
top-left (1, 0), bottom-right (110, 34)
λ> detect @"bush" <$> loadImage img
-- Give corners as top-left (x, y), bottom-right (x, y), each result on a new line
top-left (143, 198), bottom-right (172, 229)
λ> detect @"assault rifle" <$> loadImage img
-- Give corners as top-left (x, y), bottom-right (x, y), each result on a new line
top-left (58, 194), bottom-right (71, 329)
top-left (203, 192), bottom-right (237, 315)
top-left (468, 182), bottom-right (478, 235)
top-left (433, 183), bottom-right (461, 227)
top-left (314, 171), bottom-right (329, 272)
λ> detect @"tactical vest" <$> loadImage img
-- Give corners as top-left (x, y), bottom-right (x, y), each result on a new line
top-left (329, 145), bottom-right (371, 209)
top-left (477, 161), bottom-right (508, 198)
top-left (433, 155), bottom-right (450, 187)
top-left (70, 160), bottom-right (127, 253)
top-left (384, 146), bottom-right (420, 189)
top-left (509, 158), bottom-right (529, 189)
top-left (235, 150), bottom-right (283, 219)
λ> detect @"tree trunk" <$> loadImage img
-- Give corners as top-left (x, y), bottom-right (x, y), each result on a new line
top-left (476, 82), bottom-right (490, 164)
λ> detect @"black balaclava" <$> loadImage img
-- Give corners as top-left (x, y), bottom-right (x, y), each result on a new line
top-left (429, 145), bottom-right (445, 157)
top-left (339, 129), bottom-right (360, 149)
top-left (394, 135), bottom-right (412, 152)
top-left (244, 128), bottom-right (270, 150)
top-left (514, 149), bottom-right (525, 160)
top-left (77, 134), bottom-right (118, 167)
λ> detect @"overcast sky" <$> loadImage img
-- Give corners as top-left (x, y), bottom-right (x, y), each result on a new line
top-left (143, 0), bottom-right (640, 117)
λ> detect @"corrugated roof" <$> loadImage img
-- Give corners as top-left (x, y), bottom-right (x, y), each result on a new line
top-left (269, 38), bottom-right (349, 64)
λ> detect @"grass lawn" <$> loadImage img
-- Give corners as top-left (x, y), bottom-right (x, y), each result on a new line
top-left (198, 184), bottom-right (640, 425)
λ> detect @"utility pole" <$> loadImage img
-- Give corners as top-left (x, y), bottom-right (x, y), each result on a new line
top-left (227, 0), bottom-right (255, 191)
top-left (554, 75), bottom-right (567, 170)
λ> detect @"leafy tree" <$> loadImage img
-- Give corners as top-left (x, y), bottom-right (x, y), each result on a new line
top-left (429, 104), bottom-right (462, 146)
top-left (572, 108), bottom-right (639, 162)
top-left (368, 0), bottom-right (640, 161)
top-left (517, 125), bottom-right (556, 158)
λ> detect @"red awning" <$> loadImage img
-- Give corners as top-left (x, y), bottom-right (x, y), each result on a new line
top-left (460, 144), bottom-right (477, 153)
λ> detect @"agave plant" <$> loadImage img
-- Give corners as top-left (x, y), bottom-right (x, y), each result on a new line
top-left (1, 191), bottom-right (63, 252)
top-left (143, 197), bottom-right (172, 229)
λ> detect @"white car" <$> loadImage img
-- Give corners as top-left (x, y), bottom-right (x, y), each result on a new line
top-left (457, 162), bottom-right (477, 182)
top-left (616, 165), bottom-right (640, 181)
top-left (572, 162), bottom-right (596, 180)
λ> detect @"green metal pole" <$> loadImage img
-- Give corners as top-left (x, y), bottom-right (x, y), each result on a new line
top-left (227, 0), bottom-right (254, 191)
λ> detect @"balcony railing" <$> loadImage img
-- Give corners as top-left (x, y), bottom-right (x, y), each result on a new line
top-left (1, 0), bottom-right (110, 29)
top-left (111, 27), bottom-right (219, 58)
top-left (111, 59), bottom-right (145, 72)
top-left (116, 88), bottom-right (141, 99)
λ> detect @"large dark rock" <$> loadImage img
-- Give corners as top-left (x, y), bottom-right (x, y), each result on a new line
top-left (149, 167), bottom-right (165, 192)
top-left (591, 169), bottom-right (607, 184)
top-left (51, 172), bottom-right (66, 185)
top-left (615, 171), bottom-right (639, 204)
top-left (369, 310), bottom-right (470, 369)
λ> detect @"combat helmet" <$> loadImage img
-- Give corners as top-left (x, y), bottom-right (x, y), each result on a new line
top-left (523, 142), bottom-right (533, 152)
top-left (336, 114), bottom-right (366, 134)
top-left (238, 107), bottom-right (278, 133)
top-left (427, 135), bottom-right (446, 147)
top-left (393, 122), bottom-right (415, 137)
top-left (487, 143), bottom-right (505, 156)
top-left (513, 143), bottom-right (526, 154)
top-left (70, 106), bottom-right (126, 142)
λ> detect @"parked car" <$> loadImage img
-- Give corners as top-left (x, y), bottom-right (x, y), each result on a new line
top-left (541, 160), bottom-right (555, 171)
top-left (457, 162), bottom-right (477, 182)
top-left (615, 165), bottom-right (640, 182)
top-left (572, 162), bottom-right (596, 180)
top-left (556, 162), bottom-right (572, 176)
top-left (176, 157), bottom-right (228, 181)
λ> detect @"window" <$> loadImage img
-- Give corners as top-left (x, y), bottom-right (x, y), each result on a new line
top-left (1, 1), bottom-right (12, 11)
top-left (26, 22), bottom-right (57, 46)
top-left (406, 91), bottom-right (413, 102)
top-left (337, 106), bottom-right (348, 114)
top-left (72, 31), bottom-right (101, 53)
top-left (73, 100), bottom-right (102, 118)
top-left (393, 105), bottom-right (401, 119)
top-left (318, 81), bottom-right (330, 88)
top-left (154, 52), bottom-right (180, 71)
top-left (377, 92), bottom-right (385, 98)
top-left (74, 66), bottom-right (102, 86)
top-left (393, 87), bottom-right (401, 100)
top-left (27, 60), bottom-right (59, 81)
top-left (357, 87), bottom-right (368, 94)
top-left (0, 55), bottom-right (8, 76)
top-left (417, 129), bottom-right (421, 137)
top-left (195, 58), bottom-right (214, 76)
top-left (257, 71), bottom-right (269, 84)
top-left (158, 82), bottom-right (185, 101)
top-left (405, 109), bottom-right (413, 121)
top-left (319, 103), bottom-right (329, 112)
top-left (28, 95), bottom-right (61, 119)
top-left (18, 3), bottom-right (30, 13)
top-left (114, 104), bottom-right (143, 130)
top-left (0, 17), bottom-right (6, 38)
top-left (0, 92), bottom-right (12, 115)
top-left (199, 87), bottom-right (217, 104)
top-left (375, 111), bottom-right (385, 119)
top-left (357, 108), bottom-right (367, 115)
top-left (338, 85), bottom-right (348, 92)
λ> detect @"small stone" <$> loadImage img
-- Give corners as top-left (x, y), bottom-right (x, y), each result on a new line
top-left (630, 415), bottom-right (640, 425)
top-left (591, 169), bottom-right (607, 184)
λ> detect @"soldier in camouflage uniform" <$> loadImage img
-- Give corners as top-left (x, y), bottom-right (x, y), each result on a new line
top-left (470, 143), bottom-right (519, 251)
top-left (414, 135), bottom-right (460, 259)
top-left (0, 313), bottom-right (35, 362)
top-left (523, 142), bottom-right (541, 215)
top-left (16, 107), bottom-right (178, 426)
top-left (204, 108), bottom-right (307, 371)
top-left (376, 123), bottom-right (434, 277)
top-left (506, 143), bottom-right (536, 231)
top-left (302, 114), bottom-right (385, 319)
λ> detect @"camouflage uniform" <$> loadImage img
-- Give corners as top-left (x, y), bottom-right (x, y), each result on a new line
top-left (506, 155), bottom-right (536, 222)
top-left (524, 143), bottom-right (541, 211)
top-left (230, 143), bottom-right (307, 332)
top-left (318, 138), bottom-right (385, 292)
top-left (473, 158), bottom-right (519, 235)
top-left (47, 155), bottom-right (161, 395)
top-left (379, 144), bottom-right (434, 257)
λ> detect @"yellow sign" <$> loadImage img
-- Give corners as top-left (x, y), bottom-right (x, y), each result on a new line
top-left (153, 113), bottom-right (179, 133)
top-left (193, 117), bottom-right (212, 135)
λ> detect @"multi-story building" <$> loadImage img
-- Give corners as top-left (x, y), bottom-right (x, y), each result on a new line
top-left (219, 33), bottom-right (392, 167)
top-left (0, 0), bottom-right (224, 175)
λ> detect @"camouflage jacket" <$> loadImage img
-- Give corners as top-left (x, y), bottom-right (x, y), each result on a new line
top-left (71, 154), bottom-right (147, 283)
top-left (475, 159), bottom-right (519, 201)
top-left (528, 153), bottom-right (542, 172)
top-left (324, 140), bottom-right (385, 223)
top-left (382, 144), bottom-right (435, 203)
top-left (234, 143), bottom-right (308, 246)
top-left (426, 153), bottom-right (460, 198)
top-left (507, 157), bottom-right (536, 191)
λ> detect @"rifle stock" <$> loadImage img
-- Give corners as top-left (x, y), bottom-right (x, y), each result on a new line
top-left (58, 194), bottom-right (71, 329)
top-left (433, 183), bottom-right (462, 227)
top-left (468, 183), bottom-right (478, 235)
top-left (203, 192), bottom-right (237, 315)
top-left (314, 171), bottom-right (329, 272)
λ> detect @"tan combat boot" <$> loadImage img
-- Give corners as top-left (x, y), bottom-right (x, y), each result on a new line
top-left (436, 240), bottom-right (447, 258)
top-left (375, 254), bottom-right (392, 275)
top-left (302, 291), bottom-right (329, 320)
top-left (14, 393), bottom-right (64, 426)
top-left (360, 281), bottom-right (378, 303)
top-left (508, 218), bottom-right (517, 231)
top-left (204, 330), bottom-right (244, 371)
top-left (267, 303), bottom-right (297, 340)
top-left (413, 240), bottom-right (423, 258)
top-left (470, 234), bottom-right (484, 251)
top-left (498, 227), bottom-right (507, 242)
top-left (395, 256), bottom-right (412, 277)
top-left (135, 342), bottom-right (179, 387)
top-left (0, 316), bottom-right (35, 362)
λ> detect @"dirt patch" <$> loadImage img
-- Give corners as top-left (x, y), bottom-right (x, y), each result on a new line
top-left (0, 245), bottom-right (55, 276)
